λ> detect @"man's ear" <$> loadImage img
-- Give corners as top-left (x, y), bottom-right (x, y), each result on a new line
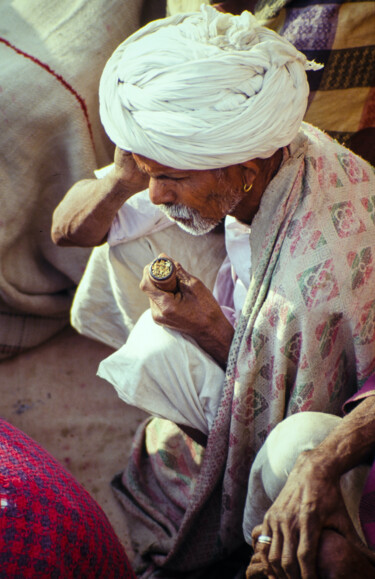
top-left (239, 159), bottom-right (261, 188)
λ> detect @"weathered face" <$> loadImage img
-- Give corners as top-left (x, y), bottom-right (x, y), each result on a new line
top-left (133, 154), bottom-right (245, 235)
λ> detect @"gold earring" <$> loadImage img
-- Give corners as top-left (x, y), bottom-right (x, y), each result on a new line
top-left (244, 183), bottom-right (253, 192)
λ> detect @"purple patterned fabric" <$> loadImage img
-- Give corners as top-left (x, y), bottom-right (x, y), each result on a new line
top-left (283, 6), bottom-right (338, 51)
top-left (270, 0), bottom-right (375, 155)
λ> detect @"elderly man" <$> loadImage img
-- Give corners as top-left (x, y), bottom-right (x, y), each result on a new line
top-left (52, 6), bottom-right (375, 577)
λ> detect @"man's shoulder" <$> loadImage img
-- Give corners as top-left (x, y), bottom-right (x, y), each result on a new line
top-left (300, 122), bottom-right (375, 183)
top-left (301, 122), bottom-right (374, 168)
top-left (300, 123), bottom-right (341, 152)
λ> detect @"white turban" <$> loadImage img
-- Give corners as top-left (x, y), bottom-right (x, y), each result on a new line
top-left (99, 5), bottom-right (321, 170)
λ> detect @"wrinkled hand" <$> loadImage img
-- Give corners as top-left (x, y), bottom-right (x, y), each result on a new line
top-left (246, 450), bottom-right (363, 579)
top-left (246, 526), bottom-right (276, 579)
top-left (140, 254), bottom-right (234, 368)
top-left (113, 147), bottom-right (149, 195)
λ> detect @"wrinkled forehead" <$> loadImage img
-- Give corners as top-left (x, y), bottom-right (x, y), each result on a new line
top-left (133, 153), bottom-right (209, 176)
top-left (132, 153), bottom-right (171, 173)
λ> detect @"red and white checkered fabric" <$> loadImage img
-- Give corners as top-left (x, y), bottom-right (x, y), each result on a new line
top-left (0, 419), bottom-right (135, 578)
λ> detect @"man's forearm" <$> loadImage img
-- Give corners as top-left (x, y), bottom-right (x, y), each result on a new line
top-left (300, 394), bottom-right (375, 478)
top-left (194, 318), bottom-right (234, 370)
top-left (51, 173), bottom-right (132, 247)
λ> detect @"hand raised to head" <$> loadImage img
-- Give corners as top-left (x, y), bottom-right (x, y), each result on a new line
top-left (113, 147), bottom-right (149, 195)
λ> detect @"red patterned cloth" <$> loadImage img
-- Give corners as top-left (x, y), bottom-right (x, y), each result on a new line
top-left (0, 419), bottom-right (135, 578)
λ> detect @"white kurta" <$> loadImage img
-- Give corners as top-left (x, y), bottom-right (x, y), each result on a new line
top-left (96, 170), bottom-right (253, 433)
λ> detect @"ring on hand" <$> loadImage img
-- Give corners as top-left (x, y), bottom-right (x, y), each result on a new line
top-left (257, 535), bottom-right (272, 545)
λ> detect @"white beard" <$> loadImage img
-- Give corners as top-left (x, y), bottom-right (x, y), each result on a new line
top-left (159, 203), bottom-right (219, 235)
top-left (158, 181), bottom-right (244, 236)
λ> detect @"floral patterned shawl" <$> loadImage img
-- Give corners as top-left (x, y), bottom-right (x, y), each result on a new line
top-left (114, 123), bottom-right (375, 577)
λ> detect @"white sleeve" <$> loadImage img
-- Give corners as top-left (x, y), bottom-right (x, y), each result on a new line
top-left (95, 163), bottom-right (173, 246)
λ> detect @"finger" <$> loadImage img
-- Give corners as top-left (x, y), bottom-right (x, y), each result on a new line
top-left (270, 522), bottom-right (299, 579)
top-left (114, 146), bottom-right (131, 158)
top-left (248, 548), bottom-right (277, 579)
top-left (255, 520), bottom-right (273, 550)
top-left (246, 559), bottom-right (277, 579)
top-left (266, 527), bottom-right (288, 579)
top-left (298, 520), bottom-right (319, 579)
top-left (149, 300), bottom-right (166, 325)
top-left (157, 252), bottom-right (172, 260)
top-left (156, 253), bottom-right (184, 277)
top-left (260, 516), bottom-right (292, 579)
top-left (254, 523), bottom-right (283, 577)
top-left (140, 263), bottom-right (156, 293)
top-left (252, 525), bottom-right (264, 545)
top-left (114, 147), bottom-right (133, 167)
top-left (140, 274), bottom-right (176, 303)
top-left (254, 539), bottom-right (271, 557)
top-left (157, 254), bottom-right (197, 287)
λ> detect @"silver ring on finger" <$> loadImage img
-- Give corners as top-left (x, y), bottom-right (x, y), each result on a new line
top-left (257, 535), bottom-right (272, 545)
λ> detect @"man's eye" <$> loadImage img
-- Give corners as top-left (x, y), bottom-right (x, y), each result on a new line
top-left (157, 175), bottom-right (185, 181)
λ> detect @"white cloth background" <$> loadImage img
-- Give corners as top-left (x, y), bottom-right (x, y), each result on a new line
top-left (0, 0), bottom-right (147, 357)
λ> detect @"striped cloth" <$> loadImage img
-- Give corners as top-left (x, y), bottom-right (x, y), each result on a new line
top-left (215, 0), bottom-right (375, 164)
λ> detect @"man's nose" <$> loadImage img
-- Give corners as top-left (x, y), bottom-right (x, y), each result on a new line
top-left (148, 179), bottom-right (176, 205)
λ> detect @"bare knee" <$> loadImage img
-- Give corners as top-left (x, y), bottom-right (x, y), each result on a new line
top-left (317, 530), bottom-right (375, 579)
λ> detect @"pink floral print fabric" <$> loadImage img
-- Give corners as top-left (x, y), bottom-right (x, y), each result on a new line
top-left (115, 123), bottom-right (375, 576)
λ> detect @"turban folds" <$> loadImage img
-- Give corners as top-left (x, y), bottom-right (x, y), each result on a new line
top-left (99, 5), bottom-right (321, 170)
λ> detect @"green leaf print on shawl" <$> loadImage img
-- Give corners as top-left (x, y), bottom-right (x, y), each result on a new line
top-left (116, 123), bottom-right (375, 576)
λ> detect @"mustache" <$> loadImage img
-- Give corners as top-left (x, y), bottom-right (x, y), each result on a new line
top-left (158, 202), bottom-right (219, 236)
top-left (159, 203), bottom-right (197, 220)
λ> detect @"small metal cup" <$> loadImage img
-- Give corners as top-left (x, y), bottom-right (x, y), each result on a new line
top-left (149, 257), bottom-right (177, 292)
